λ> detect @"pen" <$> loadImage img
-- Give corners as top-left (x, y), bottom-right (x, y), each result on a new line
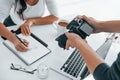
top-left (12, 29), bottom-right (48, 47)
top-left (15, 34), bottom-right (27, 47)
top-left (31, 33), bottom-right (48, 47)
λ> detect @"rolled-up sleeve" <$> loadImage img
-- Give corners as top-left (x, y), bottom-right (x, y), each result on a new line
top-left (0, 0), bottom-right (14, 23)
top-left (45, 0), bottom-right (59, 17)
top-left (93, 52), bottom-right (120, 80)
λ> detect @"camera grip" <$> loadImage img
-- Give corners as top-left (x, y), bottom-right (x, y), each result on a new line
top-left (56, 33), bottom-right (68, 49)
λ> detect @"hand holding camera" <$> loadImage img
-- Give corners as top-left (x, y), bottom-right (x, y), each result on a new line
top-left (56, 18), bottom-right (94, 49)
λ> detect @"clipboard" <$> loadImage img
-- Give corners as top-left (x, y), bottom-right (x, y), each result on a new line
top-left (3, 29), bottom-right (51, 65)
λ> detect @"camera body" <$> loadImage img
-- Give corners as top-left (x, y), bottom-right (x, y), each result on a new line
top-left (56, 18), bottom-right (94, 49)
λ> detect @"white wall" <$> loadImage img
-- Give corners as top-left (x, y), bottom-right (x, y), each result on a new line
top-left (45, 0), bottom-right (120, 20)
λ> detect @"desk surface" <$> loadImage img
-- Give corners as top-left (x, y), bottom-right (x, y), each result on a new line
top-left (0, 24), bottom-right (120, 80)
top-left (0, 25), bottom-right (72, 80)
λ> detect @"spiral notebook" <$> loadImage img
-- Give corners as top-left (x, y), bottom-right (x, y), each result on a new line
top-left (3, 34), bottom-right (51, 65)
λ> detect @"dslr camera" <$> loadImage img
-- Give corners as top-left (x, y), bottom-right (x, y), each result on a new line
top-left (56, 18), bottom-right (94, 49)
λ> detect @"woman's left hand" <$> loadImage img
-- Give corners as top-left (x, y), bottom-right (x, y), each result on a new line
top-left (20, 19), bottom-right (33, 36)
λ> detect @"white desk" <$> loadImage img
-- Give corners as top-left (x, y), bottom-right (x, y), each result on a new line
top-left (0, 24), bottom-right (119, 80)
top-left (0, 25), bottom-right (71, 80)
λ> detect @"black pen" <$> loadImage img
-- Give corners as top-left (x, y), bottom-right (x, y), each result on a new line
top-left (15, 34), bottom-right (27, 47)
top-left (31, 33), bottom-right (48, 47)
top-left (12, 29), bottom-right (47, 47)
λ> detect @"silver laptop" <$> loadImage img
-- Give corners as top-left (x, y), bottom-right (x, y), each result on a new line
top-left (50, 33), bottom-right (115, 80)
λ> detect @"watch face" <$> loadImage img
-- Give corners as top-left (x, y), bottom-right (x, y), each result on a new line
top-left (80, 22), bottom-right (94, 35)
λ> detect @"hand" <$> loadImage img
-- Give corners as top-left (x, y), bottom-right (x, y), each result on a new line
top-left (13, 38), bottom-right (29, 52)
top-left (65, 32), bottom-right (86, 50)
top-left (20, 19), bottom-right (33, 36)
top-left (77, 15), bottom-right (103, 33)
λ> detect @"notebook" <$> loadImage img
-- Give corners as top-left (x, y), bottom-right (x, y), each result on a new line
top-left (3, 34), bottom-right (51, 65)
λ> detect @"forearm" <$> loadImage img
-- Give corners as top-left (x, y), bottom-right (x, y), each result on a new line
top-left (0, 23), bottom-right (17, 43)
top-left (77, 40), bottom-right (103, 73)
top-left (28, 15), bottom-right (58, 25)
top-left (100, 20), bottom-right (120, 33)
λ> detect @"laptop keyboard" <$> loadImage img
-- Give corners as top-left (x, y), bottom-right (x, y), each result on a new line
top-left (60, 49), bottom-right (85, 78)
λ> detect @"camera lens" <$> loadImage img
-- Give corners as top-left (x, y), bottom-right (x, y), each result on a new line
top-left (79, 19), bottom-right (84, 23)
top-left (77, 19), bottom-right (83, 25)
top-left (79, 20), bottom-right (81, 23)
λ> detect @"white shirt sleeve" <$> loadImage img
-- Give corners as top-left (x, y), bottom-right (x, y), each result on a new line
top-left (45, 0), bottom-right (59, 17)
top-left (0, 0), bottom-right (14, 23)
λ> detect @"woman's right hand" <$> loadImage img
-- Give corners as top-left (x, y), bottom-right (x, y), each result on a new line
top-left (12, 38), bottom-right (29, 52)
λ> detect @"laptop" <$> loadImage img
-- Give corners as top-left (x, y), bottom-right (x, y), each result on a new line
top-left (50, 33), bottom-right (115, 80)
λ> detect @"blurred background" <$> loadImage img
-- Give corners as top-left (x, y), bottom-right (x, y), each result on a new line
top-left (44, 0), bottom-right (120, 20)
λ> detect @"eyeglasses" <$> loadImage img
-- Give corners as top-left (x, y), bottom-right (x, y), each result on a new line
top-left (10, 63), bottom-right (37, 74)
